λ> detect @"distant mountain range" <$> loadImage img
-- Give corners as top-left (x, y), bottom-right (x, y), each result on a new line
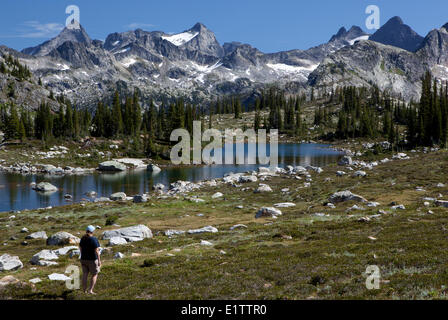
top-left (0, 16), bottom-right (447, 110)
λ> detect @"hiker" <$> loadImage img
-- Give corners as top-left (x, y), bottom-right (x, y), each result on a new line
top-left (79, 225), bottom-right (101, 294)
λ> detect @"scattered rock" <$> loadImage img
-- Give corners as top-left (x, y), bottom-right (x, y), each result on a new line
top-left (338, 156), bottom-right (353, 166)
top-left (102, 225), bottom-right (153, 243)
top-left (148, 164), bottom-right (162, 173)
top-left (20, 227), bottom-right (29, 233)
top-left (30, 250), bottom-right (58, 265)
top-left (200, 240), bottom-right (213, 246)
top-left (69, 250), bottom-right (80, 258)
top-left (239, 175), bottom-right (258, 183)
top-left (48, 273), bottom-right (71, 281)
top-left (53, 246), bottom-right (78, 256)
top-left (353, 171), bottom-right (367, 178)
top-left (36, 260), bottom-right (59, 267)
top-left (33, 182), bottom-right (58, 193)
top-left (230, 224), bottom-right (248, 231)
top-left (367, 202), bottom-right (380, 208)
top-left (329, 191), bottom-right (367, 204)
top-left (108, 237), bottom-right (128, 246)
top-left (47, 232), bottom-right (80, 246)
top-left (212, 192), bottom-right (224, 199)
top-left (164, 230), bottom-right (186, 237)
top-left (254, 184), bottom-right (273, 193)
top-left (274, 203), bottom-right (296, 208)
top-left (0, 254), bottom-right (23, 271)
top-left (153, 183), bottom-right (165, 192)
top-left (94, 197), bottom-right (112, 203)
top-left (110, 192), bottom-right (127, 201)
top-left (26, 231), bottom-right (47, 240)
top-left (348, 205), bottom-right (365, 211)
top-left (114, 252), bottom-right (125, 260)
top-left (391, 205), bottom-right (406, 210)
top-left (187, 197), bottom-right (205, 203)
top-left (98, 161), bottom-right (127, 172)
top-left (133, 195), bottom-right (148, 203)
top-left (29, 278), bottom-right (42, 284)
top-left (0, 276), bottom-right (19, 288)
top-left (187, 226), bottom-right (218, 234)
top-left (85, 191), bottom-right (98, 198)
top-left (256, 207), bottom-right (282, 219)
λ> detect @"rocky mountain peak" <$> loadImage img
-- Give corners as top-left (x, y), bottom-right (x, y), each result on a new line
top-left (442, 23), bottom-right (448, 32)
top-left (190, 22), bottom-right (208, 33)
top-left (329, 25), bottom-right (367, 43)
top-left (179, 22), bottom-right (224, 59)
top-left (22, 24), bottom-right (92, 56)
top-left (369, 16), bottom-right (424, 52)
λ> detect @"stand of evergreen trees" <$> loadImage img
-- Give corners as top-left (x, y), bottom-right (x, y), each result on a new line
top-left (406, 72), bottom-right (448, 147)
top-left (2, 72), bottom-right (448, 155)
top-left (0, 54), bottom-right (32, 81)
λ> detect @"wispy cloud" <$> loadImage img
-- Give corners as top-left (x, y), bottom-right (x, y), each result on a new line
top-left (17, 21), bottom-right (64, 38)
top-left (125, 22), bottom-right (156, 30)
top-left (0, 21), bottom-right (64, 39)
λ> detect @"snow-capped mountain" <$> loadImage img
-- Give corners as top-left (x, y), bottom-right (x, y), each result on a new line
top-left (1, 17), bottom-right (447, 110)
top-left (3, 22), bottom-right (369, 109)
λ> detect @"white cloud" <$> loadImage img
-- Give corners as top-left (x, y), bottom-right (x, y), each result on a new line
top-left (126, 22), bottom-right (155, 30)
top-left (17, 21), bottom-right (64, 38)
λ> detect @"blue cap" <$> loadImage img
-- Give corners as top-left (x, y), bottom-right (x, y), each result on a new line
top-left (86, 225), bottom-right (95, 233)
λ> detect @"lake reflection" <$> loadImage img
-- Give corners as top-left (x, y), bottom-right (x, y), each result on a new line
top-left (0, 143), bottom-right (343, 212)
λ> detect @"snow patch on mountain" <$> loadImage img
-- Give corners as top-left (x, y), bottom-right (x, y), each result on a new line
top-left (115, 47), bottom-right (131, 54)
top-left (162, 31), bottom-right (199, 46)
top-left (348, 35), bottom-right (370, 46)
top-left (267, 63), bottom-right (319, 74)
top-left (57, 63), bottom-right (70, 71)
top-left (121, 57), bottom-right (138, 67)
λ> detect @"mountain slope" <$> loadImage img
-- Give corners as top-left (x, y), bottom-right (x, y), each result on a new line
top-left (308, 22), bottom-right (448, 101)
top-left (1, 19), bottom-right (444, 109)
top-left (12, 22), bottom-right (371, 108)
top-left (22, 25), bottom-right (92, 57)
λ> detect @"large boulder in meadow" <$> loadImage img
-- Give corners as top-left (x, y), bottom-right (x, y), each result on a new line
top-left (102, 225), bottom-right (152, 243)
top-left (46, 232), bottom-right (80, 246)
top-left (30, 250), bottom-right (59, 265)
top-left (98, 161), bottom-right (126, 172)
top-left (0, 254), bottom-right (23, 271)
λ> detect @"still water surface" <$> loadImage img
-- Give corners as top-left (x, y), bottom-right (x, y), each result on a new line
top-left (0, 143), bottom-right (343, 212)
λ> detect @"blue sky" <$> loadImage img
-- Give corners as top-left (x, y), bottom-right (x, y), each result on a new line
top-left (0, 0), bottom-right (447, 53)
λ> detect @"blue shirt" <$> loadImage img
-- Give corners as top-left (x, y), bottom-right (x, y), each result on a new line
top-left (80, 236), bottom-right (100, 261)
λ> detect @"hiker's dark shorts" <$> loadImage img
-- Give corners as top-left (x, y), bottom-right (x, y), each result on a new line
top-left (81, 260), bottom-right (100, 275)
